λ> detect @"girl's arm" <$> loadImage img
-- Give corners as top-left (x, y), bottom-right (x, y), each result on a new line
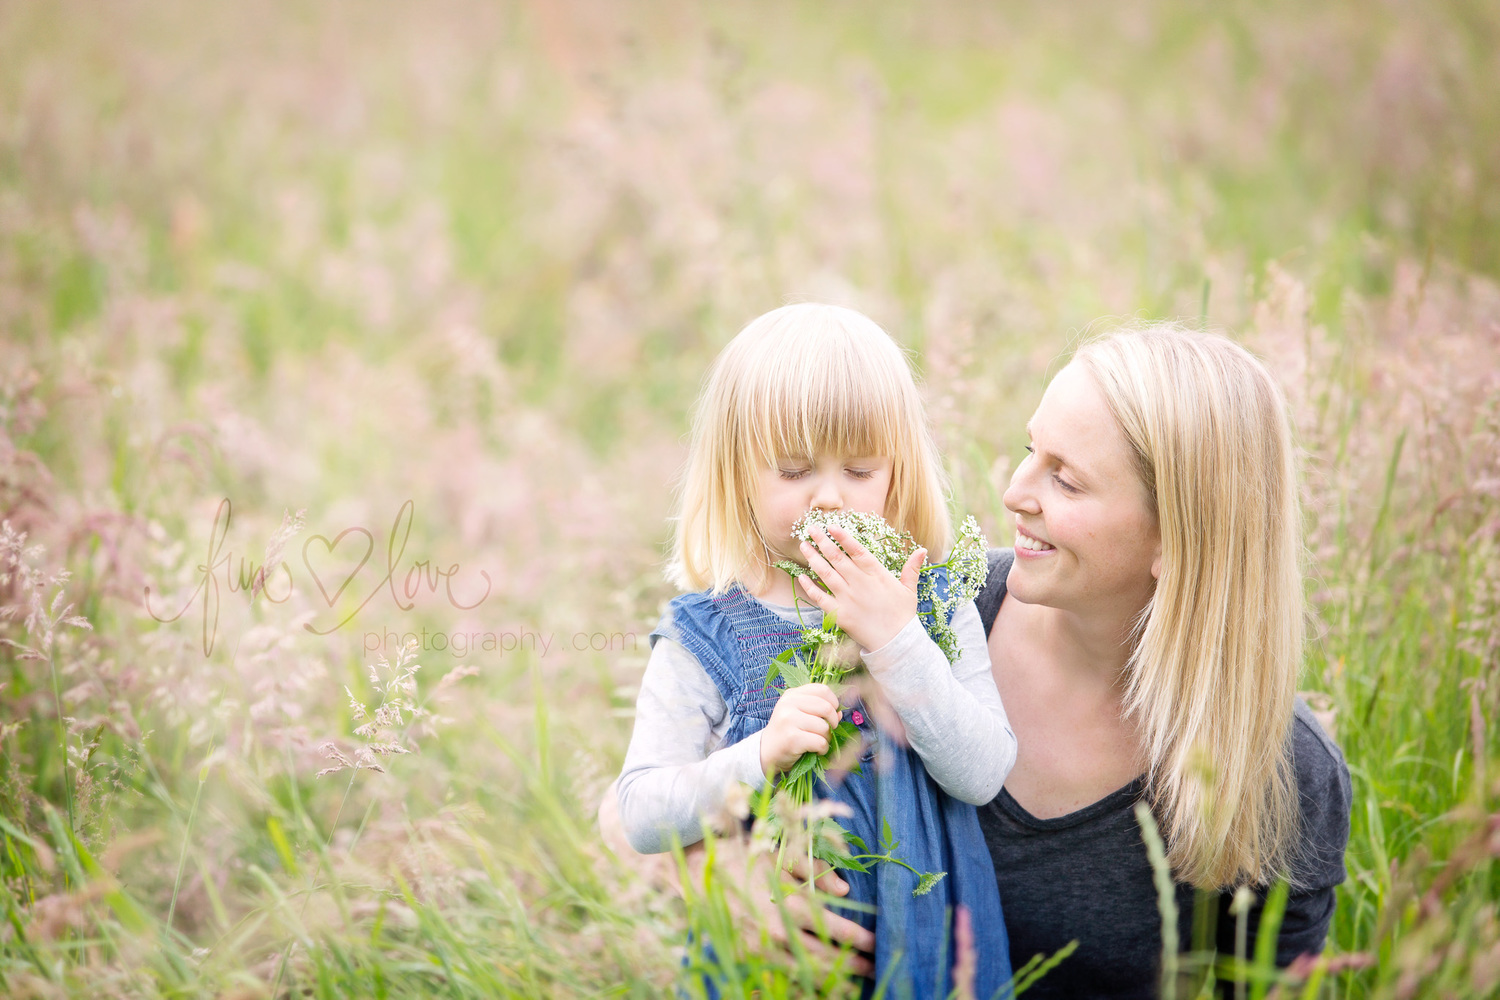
top-left (794, 524), bottom-right (1014, 805)
top-left (859, 599), bottom-right (1016, 805)
top-left (615, 636), bottom-right (768, 854)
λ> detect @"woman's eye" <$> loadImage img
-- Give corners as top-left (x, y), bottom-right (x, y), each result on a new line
top-left (1024, 445), bottom-right (1035, 455)
top-left (1053, 473), bottom-right (1079, 494)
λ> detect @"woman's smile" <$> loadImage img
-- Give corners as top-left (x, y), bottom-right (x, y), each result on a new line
top-left (1013, 525), bottom-right (1054, 554)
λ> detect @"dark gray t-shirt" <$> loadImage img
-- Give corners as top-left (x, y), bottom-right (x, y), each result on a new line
top-left (975, 549), bottom-right (1351, 999)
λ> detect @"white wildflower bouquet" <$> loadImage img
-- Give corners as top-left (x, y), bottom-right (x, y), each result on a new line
top-left (760, 508), bottom-right (989, 893)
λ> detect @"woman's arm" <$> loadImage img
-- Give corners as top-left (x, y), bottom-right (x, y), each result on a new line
top-left (1216, 702), bottom-right (1352, 967)
top-left (597, 780), bottom-right (876, 976)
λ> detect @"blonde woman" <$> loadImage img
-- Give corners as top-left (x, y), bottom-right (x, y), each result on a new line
top-left (602, 322), bottom-right (1350, 993)
top-left (970, 324), bottom-right (1350, 994)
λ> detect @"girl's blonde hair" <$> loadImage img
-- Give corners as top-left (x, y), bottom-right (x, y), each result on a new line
top-left (1076, 324), bottom-right (1303, 890)
top-left (670, 303), bottom-right (952, 594)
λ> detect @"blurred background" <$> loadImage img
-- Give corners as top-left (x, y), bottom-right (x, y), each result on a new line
top-left (1, 1), bottom-right (1498, 996)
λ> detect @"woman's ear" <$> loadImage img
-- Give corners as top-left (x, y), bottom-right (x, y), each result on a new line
top-left (1151, 544), bottom-right (1163, 581)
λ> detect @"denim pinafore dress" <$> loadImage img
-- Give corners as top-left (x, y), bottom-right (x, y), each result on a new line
top-left (651, 569), bottom-right (1013, 1000)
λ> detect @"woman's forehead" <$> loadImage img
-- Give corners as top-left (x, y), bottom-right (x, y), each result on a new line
top-left (1032, 364), bottom-right (1130, 472)
top-left (1035, 363), bottom-right (1109, 425)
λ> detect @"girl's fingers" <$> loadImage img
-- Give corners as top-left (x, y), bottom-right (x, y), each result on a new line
top-left (801, 683), bottom-right (840, 710)
top-left (807, 682), bottom-right (837, 699)
top-left (796, 731), bottom-right (831, 755)
top-left (821, 524), bottom-right (875, 570)
top-left (794, 712), bottom-right (831, 736)
top-left (797, 570), bottom-right (833, 607)
top-left (799, 539), bottom-right (844, 591)
top-left (900, 547), bottom-right (927, 590)
top-left (813, 525), bottom-right (849, 563)
top-left (798, 708), bottom-right (838, 734)
top-left (781, 683), bottom-right (837, 707)
top-left (797, 684), bottom-right (842, 723)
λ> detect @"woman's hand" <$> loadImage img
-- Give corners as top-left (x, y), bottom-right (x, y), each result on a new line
top-left (760, 683), bottom-right (842, 775)
top-left (596, 781), bottom-right (875, 977)
top-left (797, 522), bottom-right (924, 653)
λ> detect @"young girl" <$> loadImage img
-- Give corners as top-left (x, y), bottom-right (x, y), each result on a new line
top-left (615, 303), bottom-right (1017, 997)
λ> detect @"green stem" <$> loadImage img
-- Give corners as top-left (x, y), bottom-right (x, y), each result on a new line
top-left (844, 851), bottom-right (918, 877)
top-left (270, 767), bottom-right (357, 996)
top-left (45, 647), bottom-right (75, 871)
top-left (167, 746), bottom-right (212, 928)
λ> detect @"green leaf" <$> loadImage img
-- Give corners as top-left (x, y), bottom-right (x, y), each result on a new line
top-left (1250, 880), bottom-right (1290, 1000)
top-left (813, 839), bottom-right (868, 872)
top-left (782, 749), bottom-right (824, 787)
top-left (764, 648), bottom-right (793, 689)
top-left (267, 815), bottom-right (299, 876)
top-left (778, 650), bottom-right (813, 689)
top-left (881, 817), bottom-right (895, 850)
top-left (0, 815), bottom-right (41, 850)
top-left (828, 720), bottom-right (860, 752)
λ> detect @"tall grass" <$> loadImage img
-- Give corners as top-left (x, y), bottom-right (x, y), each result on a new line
top-left (0, 1), bottom-right (1496, 996)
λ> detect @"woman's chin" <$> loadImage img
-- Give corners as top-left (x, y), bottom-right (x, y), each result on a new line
top-left (1003, 561), bottom-right (1053, 606)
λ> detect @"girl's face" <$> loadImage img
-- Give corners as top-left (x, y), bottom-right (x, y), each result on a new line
top-left (754, 453), bottom-right (893, 570)
top-left (1002, 362), bottom-right (1161, 621)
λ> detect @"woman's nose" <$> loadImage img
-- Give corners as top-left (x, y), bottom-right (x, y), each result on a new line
top-left (1003, 462), bottom-right (1040, 515)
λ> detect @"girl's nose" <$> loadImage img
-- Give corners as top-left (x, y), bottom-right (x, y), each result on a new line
top-left (810, 476), bottom-right (843, 511)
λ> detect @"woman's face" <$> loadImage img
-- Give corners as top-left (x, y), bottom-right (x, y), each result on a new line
top-left (1002, 362), bottom-right (1161, 621)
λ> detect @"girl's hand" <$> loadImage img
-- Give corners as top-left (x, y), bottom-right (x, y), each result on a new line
top-left (760, 683), bottom-right (842, 775)
top-left (797, 522), bottom-right (924, 653)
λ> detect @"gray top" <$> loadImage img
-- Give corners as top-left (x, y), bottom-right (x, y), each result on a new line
top-left (973, 548), bottom-right (1351, 997)
top-left (617, 594), bottom-right (1017, 854)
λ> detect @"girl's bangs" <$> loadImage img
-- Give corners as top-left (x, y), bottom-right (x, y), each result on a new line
top-left (745, 369), bottom-right (904, 464)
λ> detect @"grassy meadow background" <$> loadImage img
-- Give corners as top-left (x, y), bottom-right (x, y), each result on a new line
top-left (2, 0), bottom-right (1499, 995)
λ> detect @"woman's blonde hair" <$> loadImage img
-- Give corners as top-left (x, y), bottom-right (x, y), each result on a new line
top-left (1076, 323), bottom-right (1303, 890)
top-left (670, 303), bottom-right (952, 594)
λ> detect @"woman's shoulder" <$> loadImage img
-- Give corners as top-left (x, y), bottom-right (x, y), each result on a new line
top-left (1287, 697), bottom-right (1352, 890)
top-left (976, 548), bottom-right (1014, 637)
top-left (1290, 699), bottom-right (1347, 774)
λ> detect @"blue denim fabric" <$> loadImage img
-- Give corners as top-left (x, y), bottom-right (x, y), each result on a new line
top-left (654, 576), bottom-right (1013, 999)
top-left (821, 733), bottom-right (1011, 999)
